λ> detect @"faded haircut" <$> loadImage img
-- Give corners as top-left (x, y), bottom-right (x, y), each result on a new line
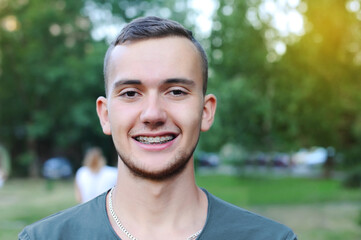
top-left (103, 16), bottom-right (208, 95)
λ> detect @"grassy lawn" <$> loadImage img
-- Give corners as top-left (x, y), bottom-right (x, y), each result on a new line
top-left (196, 175), bottom-right (361, 206)
top-left (1, 175), bottom-right (360, 240)
top-left (0, 179), bottom-right (77, 240)
top-left (196, 174), bottom-right (361, 240)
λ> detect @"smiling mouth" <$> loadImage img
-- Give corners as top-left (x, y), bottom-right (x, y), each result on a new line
top-left (135, 135), bottom-right (175, 144)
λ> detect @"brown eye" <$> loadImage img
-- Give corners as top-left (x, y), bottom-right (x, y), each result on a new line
top-left (120, 90), bottom-right (140, 98)
top-left (125, 91), bottom-right (137, 97)
top-left (171, 90), bottom-right (184, 95)
top-left (169, 88), bottom-right (188, 97)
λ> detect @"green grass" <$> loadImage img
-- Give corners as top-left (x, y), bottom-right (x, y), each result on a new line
top-left (196, 174), bottom-right (361, 240)
top-left (1, 175), bottom-right (361, 240)
top-left (0, 179), bottom-right (77, 240)
top-left (196, 175), bottom-right (361, 206)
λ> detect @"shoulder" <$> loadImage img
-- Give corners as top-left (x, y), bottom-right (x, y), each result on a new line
top-left (18, 192), bottom-right (116, 240)
top-left (75, 167), bottom-right (90, 178)
top-left (76, 166), bottom-right (89, 175)
top-left (101, 166), bottom-right (118, 177)
top-left (75, 167), bottom-right (94, 182)
top-left (200, 190), bottom-right (297, 240)
top-left (103, 166), bottom-right (117, 173)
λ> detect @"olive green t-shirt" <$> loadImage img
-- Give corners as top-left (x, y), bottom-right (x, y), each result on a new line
top-left (19, 189), bottom-right (297, 240)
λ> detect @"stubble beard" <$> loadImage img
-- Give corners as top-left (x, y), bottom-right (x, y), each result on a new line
top-left (116, 140), bottom-right (199, 181)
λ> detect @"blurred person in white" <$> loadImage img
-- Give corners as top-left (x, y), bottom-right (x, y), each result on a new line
top-left (0, 144), bottom-right (10, 188)
top-left (0, 169), bottom-right (5, 188)
top-left (75, 147), bottom-right (117, 203)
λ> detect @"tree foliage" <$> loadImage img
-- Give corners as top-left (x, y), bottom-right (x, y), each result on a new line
top-left (0, 0), bottom-right (109, 176)
top-left (201, 0), bottom-right (274, 152)
top-left (274, 0), bottom-right (361, 164)
top-left (203, 0), bottom-right (361, 166)
top-left (0, 0), bottom-right (191, 176)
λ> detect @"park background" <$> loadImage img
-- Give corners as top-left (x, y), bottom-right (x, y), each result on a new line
top-left (1, 0), bottom-right (361, 239)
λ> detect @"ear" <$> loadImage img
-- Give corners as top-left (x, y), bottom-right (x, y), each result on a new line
top-left (96, 96), bottom-right (111, 135)
top-left (201, 94), bottom-right (217, 132)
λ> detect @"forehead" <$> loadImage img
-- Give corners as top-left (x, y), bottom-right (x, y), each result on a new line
top-left (107, 37), bottom-right (203, 89)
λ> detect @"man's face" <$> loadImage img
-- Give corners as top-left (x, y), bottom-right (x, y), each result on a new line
top-left (97, 36), bottom-right (216, 180)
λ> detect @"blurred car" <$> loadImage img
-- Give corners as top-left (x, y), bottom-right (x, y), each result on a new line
top-left (292, 147), bottom-right (328, 166)
top-left (197, 152), bottom-right (220, 167)
top-left (43, 157), bottom-right (73, 179)
top-left (271, 153), bottom-right (290, 167)
top-left (254, 152), bottom-right (269, 166)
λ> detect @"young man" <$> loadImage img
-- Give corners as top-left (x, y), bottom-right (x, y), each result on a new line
top-left (19, 16), bottom-right (297, 240)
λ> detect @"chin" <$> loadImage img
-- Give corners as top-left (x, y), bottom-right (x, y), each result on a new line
top-left (119, 150), bottom-right (193, 182)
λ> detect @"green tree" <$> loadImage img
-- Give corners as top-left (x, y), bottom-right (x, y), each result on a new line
top-left (274, 0), bottom-right (361, 164)
top-left (0, 0), bottom-right (193, 176)
top-left (0, 0), bottom-right (107, 176)
top-left (201, 0), bottom-right (272, 152)
top-left (204, 0), bottom-right (361, 167)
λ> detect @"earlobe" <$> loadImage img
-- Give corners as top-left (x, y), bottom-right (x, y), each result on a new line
top-left (201, 94), bottom-right (217, 132)
top-left (96, 96), bottom-right (111, 135)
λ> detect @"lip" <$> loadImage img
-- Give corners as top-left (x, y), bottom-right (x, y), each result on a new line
top-left (132, 132), bottom-right (179, 151)
top-left (132, 131), bottom-right (178, 137)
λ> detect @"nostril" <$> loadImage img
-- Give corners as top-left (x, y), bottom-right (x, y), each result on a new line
top-left (140, 102), bottom-right (167, 125)
top-left (143, 120), bottom-right (165, 129)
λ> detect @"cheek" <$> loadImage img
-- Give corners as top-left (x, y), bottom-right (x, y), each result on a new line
top-left (108, 104), bottom-right (139, 133)
top-left (170, 104), bottom-right (203, 132)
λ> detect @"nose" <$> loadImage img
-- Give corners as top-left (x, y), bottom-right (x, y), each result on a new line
top-left (140, 94), bottom-right (167, 128)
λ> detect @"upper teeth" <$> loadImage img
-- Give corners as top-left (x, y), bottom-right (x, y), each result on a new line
top-left (136, 136), bottom-right (174, 144)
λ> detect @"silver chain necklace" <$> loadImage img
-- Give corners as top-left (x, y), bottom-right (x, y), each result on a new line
top-left (108, 187), bottom-right (202, 240)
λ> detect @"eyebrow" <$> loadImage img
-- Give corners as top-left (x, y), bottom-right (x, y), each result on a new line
top-left (112, 78), bottom-right (195, 90)
top-left (112, 79), bottom-right (142, 90)
top-left (163, 78), bottom-right (195, 86)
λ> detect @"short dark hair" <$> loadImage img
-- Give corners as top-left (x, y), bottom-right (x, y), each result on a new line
top-left (103, 16), bottom-right (208, 95)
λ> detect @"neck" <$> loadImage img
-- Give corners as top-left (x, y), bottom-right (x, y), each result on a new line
top-left (108, 159), bottom-right (207, 240)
